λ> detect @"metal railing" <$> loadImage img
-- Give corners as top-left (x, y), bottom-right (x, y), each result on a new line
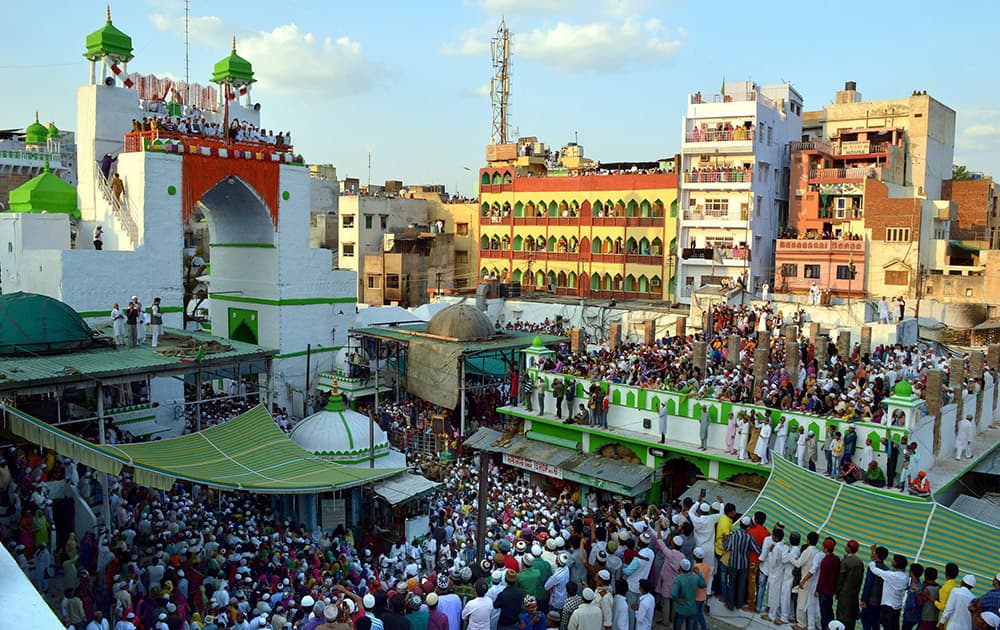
top-left (809, 167), bottom-right (878, 179)
top-left (96, 167), bottom-right (139, 247)
top-left (683, 169), bottom-right (752, 183)
top-left (685, 128), bottom-right (754, 143)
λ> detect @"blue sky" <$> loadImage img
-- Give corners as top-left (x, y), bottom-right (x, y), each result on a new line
top-left (4, 0), bottom-right (999, 196)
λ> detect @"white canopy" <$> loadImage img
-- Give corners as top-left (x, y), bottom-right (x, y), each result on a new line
top-left (373, 472), bottom-right (441, 505)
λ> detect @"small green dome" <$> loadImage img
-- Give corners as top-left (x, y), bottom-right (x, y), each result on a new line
top-left (532, 335), bottom-right (544, 348)
top-left (893, 379), bottom-right (913, 397)
top-left (47, 122), bottom-right (60, 139)
top-left (83, 7), bottom-right (134, 63)
top-left (211, 37), bottom-right (256, 87)
top-left (25, 113), bottom-right (48, 146)
top-left (7, 162), bottom-right (80, 219)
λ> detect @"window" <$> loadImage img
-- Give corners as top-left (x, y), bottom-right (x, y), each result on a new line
top-left (380, 216), bottom-right (387, 229)
top-left (704, 198), bottom-right (729, 217)
top-left (804, 264), bottom-right (821, 279)
top-left (343, 243), bottom-right (355, 257)
top-left (884, 270), bottom-right (909, 286)
top-left (456, 222), bottom-right (469, 236)
top-left (455, 251), bottom-right (469, 265)
top-left (367, 275), bottom-right (380, 289)
top-left (836, 265), bottom-right (855, 280)
top-left (364, 215), bottom-right (373, 229)
top-left (886, 227), bottom-right (911, 242)
top-left (386, 274), bottom-right (400, 289)
top-left (780, 264), bottom-right (797, 278)
top-left (455, 278), bottom-right (468, 288)
top-left (767, 126), bottom-right (773, 146)
top-left (342, 215), bottom-right (355, 228)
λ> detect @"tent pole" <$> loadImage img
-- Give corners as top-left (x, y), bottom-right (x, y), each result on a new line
top-left (195, 369), bottom-right (203, 432)
top-left (460, 360), bottom-right (466, 437)
top-left (475, 448), bottom-right (488, 566)
top-left (372, 338), bottom-right (379, 468)
top-left (96, 381), bottom-right (112, 533)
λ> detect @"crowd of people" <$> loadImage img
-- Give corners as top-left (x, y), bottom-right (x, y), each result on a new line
top-left (682, 166), bottom-right (752, 184)
top-left (5, 439), bottom-right (997, 630)
top-left (130, 116), bottom-right (293, 150)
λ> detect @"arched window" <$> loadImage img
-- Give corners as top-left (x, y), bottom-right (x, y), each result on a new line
top-left (489, 236), bottom-right (500, 250)
top-left (651, 237), bottom-right (663, 255)
top-left (603, 237), bottom-right (613, 254)
top-left (502, 171), bottom-right (512, 184)
top-left (640, 199), bottom-right (651, 217)
top-left (502, 201), bottom-right (511, 215)
top-left (514, 201), bottom-right (524, 217)
top-left (547, 270), bottom-right (557, 287)
top-left (639, 275), bottom-right (649, 293)
top-left (481, 202), bottom-right (490, 217)
top-left (557, 236), bottom-right (568, 252)
top-left (615, 199), bottom-right (626, 215)
top-left (525, 236), bottom-right (535, 250)
top-left (626, 237), bottom-right (638, 254)
top-left (580, 236), bottom-right (590, 254)
top-left (591, 274), bottom-right (600, 290)
top-left (526, 201), bottom-right (536, 215)
top-left (536, 235), bottom-right (546, 251)
top-left (625, 274), bottom-right (636, 292)
top-left (548, 201), bottom-right (558, 217)
top-left (501, 235), bottom-right (510, 250)
top-left (480, 235), bottom-right (490, 250)
top-left (491, 172), bottom-right (501, 185)
top-left (592, 238), bottom-right (602, 254)
top-left (557, 271), bottom-right (567, 287)
top-left (568, 271), bottom-right (577, 288)
top-left (569, 236), bottom-right (579, 253)
top-left (603, 273), bottom-right (613, 290)
top-left (669, 199), bottom-right (678, 218)
top-left (613, 274), bottom-right (624, 291)
top-left (627, 200), bottom-right (639, 217)
top-left (491, 202), bottom-right (501, 215)
top-left (536, 270), bottom-right (545, 286)
top-left (512, 269), bottom-right (523, 283)
top-left (537, 201), bottom-right (547, 217)
top-left (481, 172), bottom-right (491, 186)
top-left (652, 275), bottom-right (662, 288)
top-left (570, 200), bottom-right (580, 216)
top-left (513, 235), bottom-right (523, 251)
top-left (593, 200), bottom-right (604, 216)
top-left (547, 236), bottom-right (557, 252)
top-left (480, 267), bottom-right (489, 279)
top-left (638, 237), bottom-right (650, 255)
top-left (491, 267), bottom-right (500, 278)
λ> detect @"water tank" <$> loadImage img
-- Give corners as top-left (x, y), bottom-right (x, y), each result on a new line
top-left (845, 81), bottom-right (857, 91)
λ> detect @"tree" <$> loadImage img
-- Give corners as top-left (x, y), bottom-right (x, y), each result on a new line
top-left (952, 164), bottom-right (972, 180)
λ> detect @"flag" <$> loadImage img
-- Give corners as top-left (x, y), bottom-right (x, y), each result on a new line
top-left (720, 77), bottom-right (725, 97)
top-left (713, 248), bottom-right (724, 265)
top-left (195, 344), bottom-right (205, 363)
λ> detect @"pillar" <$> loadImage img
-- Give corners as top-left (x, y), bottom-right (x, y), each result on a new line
top-left (675, 317), bottom-right (687, 338)
top-left (609, 323), bottom-right (622, 352)
top-left (808, 322), bottom-right (820, 345)
top-left (925, 369), bottom-right (944, 455)
top-left (949, 358), bottom-right (965, 427)
top-left (753, 346), bottom-right (770, 394)
top-left (784, 324), bottom-right (796, 344)
top-left (786, 341), bottom-right (800, 376)
top-left (570, 328), bottom-right (584, 354)
top-left (757, 330), bottom-right (770, 346)
top-left (970, 350), bottom-right (986, 423)
top-left (642, 320), bottom-right (656, 346)
top-left (860, 326), bottom-right (872, 358)
top-left (693, 341), bottom-right (707, 373)
top-left (838, 330), bottom-right (851, 360)
top-left (728, 335), bottom-right (741, 367)
top-left (815, 334), bottom-right (828, 368)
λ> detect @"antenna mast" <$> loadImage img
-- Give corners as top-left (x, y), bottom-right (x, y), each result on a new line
top-left (184, 0), bottom-right (190, 104)
top-left (489, 19), bottom-right (511, 145)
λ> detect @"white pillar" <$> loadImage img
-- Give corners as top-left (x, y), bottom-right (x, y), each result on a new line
top-left (89, 60), bottom-right (96, 85)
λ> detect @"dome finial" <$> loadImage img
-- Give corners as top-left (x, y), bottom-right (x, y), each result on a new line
top-left (43, 160), bottom-right (50, 173)
top-left (232, 35), bottom-right (237, 53)
top-left (106, 4), bottom-right (111, 23)
top-left (330, 374), bottom-right (340, 397)
top-left (35, 111), bottom-right (39, 123)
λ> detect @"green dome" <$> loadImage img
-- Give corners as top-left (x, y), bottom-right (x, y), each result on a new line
top-left (211, 38), bottom-right (256, 87)
top-left (47, 122), bottom-right (60, 139)
top-left (7, 162), bottom-right (80, 219)
top-left (0, 292), bottom-right (95, 355)
top-left (893, 379), bottom-right (913, 397)
top-left (532, 335), bottom-right (544, 348)
top-left (25, 113), bottom-right (48, 146)
top-left (83, 7), bottom-right (134, 63)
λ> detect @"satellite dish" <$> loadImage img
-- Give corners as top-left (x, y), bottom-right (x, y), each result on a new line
top-left (104, 76), bottom-right (116, 86)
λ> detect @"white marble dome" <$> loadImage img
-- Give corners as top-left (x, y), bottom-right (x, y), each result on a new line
top-left (290, 395), bottom-right (395, 465)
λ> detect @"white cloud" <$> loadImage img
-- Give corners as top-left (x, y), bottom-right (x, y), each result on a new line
top-left (442, 26), bottom-right (491, 57)
top-left (149, 13), bottom-right (380, 97)
top-left (476, 83), bottom-right (491, 97)
top-left (963, 124), bottom-right (1000, 138)
top-left (516, 18), bottom-right (682, 72)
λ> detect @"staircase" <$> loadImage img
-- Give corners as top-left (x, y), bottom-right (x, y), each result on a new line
top-left (95, 167), bottom-right (139, 247)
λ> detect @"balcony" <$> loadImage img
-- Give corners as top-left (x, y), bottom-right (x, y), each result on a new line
top-left (482, 214), bottom-right (512, 225)
top-left (684, 128), bottom-right (755, 143)
top-left (681, 247), bottom-right (714, 260)
top-left (625, 216), bottom-right (665, 227)
top-left (792, 140), bottom-right (889, 156)
top-left (479, 183), bottom-right (514, 194)
top-left (682, 208), bottom-right (747, 223)
top-left (591, 253), bottom-right (625, 264)
top-left (791, 140), bottom-right (834, 154)
top-left (479, 248), bottom-right (509, 259)
top-left (775, 239), bottom-right (865, 254)
top-left (625, 253), bottom-right (664, 265)
top-left (683, 169), bottom-right (752, 184)
top-left (809, 167), bottom-right (879, 181)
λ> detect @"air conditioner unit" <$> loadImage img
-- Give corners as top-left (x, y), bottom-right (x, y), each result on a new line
top-left (795, 189), bottom-right (805, 196)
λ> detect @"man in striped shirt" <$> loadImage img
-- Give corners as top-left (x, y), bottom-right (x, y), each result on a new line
top-left (723, 516), bottom-right (761, 611)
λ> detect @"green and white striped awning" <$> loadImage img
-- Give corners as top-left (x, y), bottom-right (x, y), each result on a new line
top-left (1, 404), bottom-right (402, 493)
top-left (752, 455), bottom-right (1000, 586)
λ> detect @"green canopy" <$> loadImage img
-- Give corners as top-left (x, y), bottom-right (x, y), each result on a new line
top-left (212, 38), bottom-right (256, 87)
top-left (83, 7), bottom-right (134, 63)
top-left (2, 405), bottom-right (403, 493)
top-left (0, 292), bottom-right (94, 354)
top-left (751, 454), bottom-right (1000, 586)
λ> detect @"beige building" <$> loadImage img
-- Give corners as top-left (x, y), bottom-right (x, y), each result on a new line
top-left (362, 227), bottom-right (455, 307)
top-left (803, 82), bottom-right (956, 199)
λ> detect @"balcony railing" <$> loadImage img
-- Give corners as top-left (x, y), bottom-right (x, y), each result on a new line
top-left (681, 248), bottom-right (714, 260)
top-left (791, 140), bottom-right (834, 154)
top-left (625, 253), bottom-right (664, 265)
top-left (792, 140), bottom-right (890, 156)
top-left (775, 239), bottom-right (866, 253)
top-left (809, 167), bottom-right (879, 180)
top-left (683, 169), bottom-right (752, 183)
top-left (483, 214), bottom-right (512, 225)
top-left (123, 130), bottom-right (295, 157)
top-left (683, 208), bottom-right (746, 222)
top-left (685, 128), bottom-right (754, 143)
top-left (625, 216), bottom-right (665, 227)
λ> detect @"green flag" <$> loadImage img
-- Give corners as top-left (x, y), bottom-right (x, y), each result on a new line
top-left (195, 343), bottom-right (205, 363)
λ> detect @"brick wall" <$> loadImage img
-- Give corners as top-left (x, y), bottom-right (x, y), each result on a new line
top-left (863, 179), bottom-right (922, 240)
top-left (0, 173), bottom-right (35, 208)
top-left (942, 178), bottom-right (995, 242)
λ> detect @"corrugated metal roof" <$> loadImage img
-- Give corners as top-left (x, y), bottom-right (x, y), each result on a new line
top-left (562, 452), bottom-right (653, 495)
top-left (948, 495), bottom-right (1000, 528)
top-left (351, 324), bottom-right (566, 355)
top-left (0, 325), bottom-right (275, 391)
